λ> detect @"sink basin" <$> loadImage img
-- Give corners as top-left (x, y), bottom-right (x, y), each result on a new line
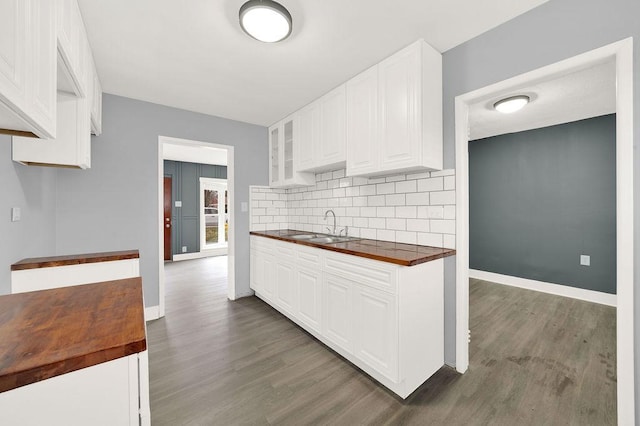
top-left (307, 236), bottom-right (360, 244)
top-left (289, 234), bottom-right (320, 240)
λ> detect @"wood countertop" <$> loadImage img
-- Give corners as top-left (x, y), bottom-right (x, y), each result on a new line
top-left (11, 250), bottom-right (140, 271)
top-left (0, 277), bottom-right (147, 393)
top-left (250, 230), bottom-right (456, 266)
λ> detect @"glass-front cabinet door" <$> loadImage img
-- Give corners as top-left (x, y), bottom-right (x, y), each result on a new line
top-left (284, 119), bottom-right (294, 181)
top-left (270, 126), bottom-right (280, 185)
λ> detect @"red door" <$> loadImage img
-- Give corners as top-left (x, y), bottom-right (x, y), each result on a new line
top-left (164, 177), bottom-right (172, 261)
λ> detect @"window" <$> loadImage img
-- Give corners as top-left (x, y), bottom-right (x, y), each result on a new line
top-left (200, 178), bottom-right (228, 250)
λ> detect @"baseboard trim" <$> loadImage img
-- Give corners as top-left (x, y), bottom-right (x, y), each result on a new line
top-left (469, 269), bottom-right (616, 307)
top-left (145, 305), bottom-right (161, 321)
top-left (172, 249), bottom-right (227, 262)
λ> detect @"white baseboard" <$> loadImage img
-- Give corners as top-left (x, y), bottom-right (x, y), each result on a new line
top-left (172, 249), bottom-right (227, 262)
top-left (145, 305), bottom-right (161, 322)
top-left (469, 269), bottom-right (616, 307)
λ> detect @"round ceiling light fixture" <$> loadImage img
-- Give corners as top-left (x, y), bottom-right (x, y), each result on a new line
top-left (239, 0), bottom-right (292, 43)
top-left (493, 95), bottom-right (531, 114)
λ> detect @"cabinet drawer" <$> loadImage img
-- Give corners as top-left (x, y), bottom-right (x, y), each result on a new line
top-left (324, 251), bottom-right (397, 294)
top-left (251, 235), bottom-right (274, 252)
top-left (296, 244), bottom-right (323, 270)
top-left (274, 240), bottom-right (296, 262)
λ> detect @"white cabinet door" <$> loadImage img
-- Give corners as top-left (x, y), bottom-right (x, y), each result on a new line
top-left (378, 43), bottom-right (422, 172)
top-left (297, 102), bottom-right (319, 171)
top-left (269, 124), bottom-right (281, 186)
top-left (353, 285), bottom-right (398, 382)
top-left (27, 0), bottom-right (56, 138)
top-left (90, 64), bottom-right (102, 135)
top-left (253, 251), bottom-right (275, 301)
top-left (275, 261), bottom-right (296, 314)
top-left (282, 117), bottom-right (295, 182)
top-left (322, 273), bottom-right (354, 354)
top-left (318, 85), bottom-right (346, 169)
top-left (0, 1), bottom-right (28, 111)
top-left (346, 65), bottom-right (378, 176)
top-left (56, 0), bottom-right (86, 97)
top-left (249, 250), bottom-right (260, 293)
top-left (296, 265), bottom-right (322, 333)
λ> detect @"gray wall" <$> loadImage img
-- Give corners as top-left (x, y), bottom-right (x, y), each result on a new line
top-left (441, 0), bottom-right (640, 409)
top-left (0, 136), bottom-right (58, 294)
top-left (469, 115), bottom-right (616, 294)
top-left (164, 160), bottom-right (227, 255)
top-left (55, 94), bottom-right (268, 306)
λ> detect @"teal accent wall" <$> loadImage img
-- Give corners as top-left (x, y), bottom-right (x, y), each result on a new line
top-left (164, 160), bottom-right (227, 255)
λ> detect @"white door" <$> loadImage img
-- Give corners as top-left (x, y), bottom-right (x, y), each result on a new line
top-left (296, 265), bottom-right (322, 333)
top-left (200, 178), bottom-right (228, 250)
top-left (353, 285), bottom-right (398, 382)
top-left (346, 65), bottom-right (379, 176)
top-left (378, 43), bottom-right (421, 171)
top-left (322, 273), bottom-right (353, 354)
top-left (319, 86), bottom-right (346, 167)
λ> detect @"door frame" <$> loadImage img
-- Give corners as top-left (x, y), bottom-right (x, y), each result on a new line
top-left (454, 38), bottom-right (634, 423)
top-left (157, 136), bottom-right (236, 317)
top-left (163, 176), bottom-right (172, 261)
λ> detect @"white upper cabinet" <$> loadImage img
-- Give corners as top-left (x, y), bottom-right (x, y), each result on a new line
top-left (347, 40), bottom-right (442, 176)
top-left (346, 65), bottom-right (378, 176)
top-left (296, 102), bottom-right (319, 171)
top-left (57, 0), bottom-right (87, 97)
top-left (268, 114), bottom-right (315, 188)
top-left (12, 0), bottom-right (100, 169)
top-left (0, 0), bottom-right (56, 139)
top-left (317, 85), bottom-right (346, 170)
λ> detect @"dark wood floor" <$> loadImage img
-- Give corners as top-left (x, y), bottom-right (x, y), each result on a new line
top-left (148, 257), bottom-right (616, 425)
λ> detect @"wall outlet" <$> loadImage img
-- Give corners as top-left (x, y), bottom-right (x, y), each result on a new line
top-left (580, 255), bottom-right (591, 266)
top-left (241, 202), bottom-right (248, 212)
top-left (182, 246), bottom-right (187, 253)
top-left (175, 201), bottom-right (182, 207)
top-left (11, 207), bottom-right (21, 222)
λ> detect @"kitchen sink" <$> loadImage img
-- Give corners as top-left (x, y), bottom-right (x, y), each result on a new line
top-left (289, 234), bottom-right (321, 240)
top-left (307, 236), bottom-right (360, 244)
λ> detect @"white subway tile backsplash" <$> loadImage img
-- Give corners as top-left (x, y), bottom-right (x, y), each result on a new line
top-left (376, 182), bottom-right (395, 194)
top-left (386, 218), bottom-right (406, 231)
top-left (430, 190), bottom-right (456, 205)
top-left (406, 192), bottom-right (430, 206)
top-left (443, 234), bottom-right (456, 249)
top-left (430, 219), bottom-right (456, 234)
top-left (396, 206), bottom-right (417, 219)
top-left (395, 180), bottom-right (417, 193)
top-left (385, 194), bottom-right (406, 206)
top-left (417, 177), bottom-right (444, 192)
top-left (444, 175), bottom-right (455, 190)
top-left (250, 169), bottom-right (456, 248)
top-left (407, 219), bottom-right (430, 232)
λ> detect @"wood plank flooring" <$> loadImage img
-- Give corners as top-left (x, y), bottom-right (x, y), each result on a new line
top-left (148, 258), bottom-right (616, 425)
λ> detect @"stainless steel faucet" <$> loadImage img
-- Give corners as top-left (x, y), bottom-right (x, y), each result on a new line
top-left (324, 209), bottom-right (336, 235)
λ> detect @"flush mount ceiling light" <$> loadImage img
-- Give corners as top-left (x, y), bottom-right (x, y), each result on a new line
top-left (239, 0), bottom-right (292, 43)
top-left (493, 95), bottom-right (531, 114)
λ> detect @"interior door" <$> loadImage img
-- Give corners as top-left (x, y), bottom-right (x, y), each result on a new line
top-left (163, 177), bottom-right (172, 261)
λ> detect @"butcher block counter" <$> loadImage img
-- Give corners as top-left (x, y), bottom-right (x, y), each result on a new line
top-left (0, 277), bottom-right (151, 425)
top-left (250, 229), bottom-right (455, 266)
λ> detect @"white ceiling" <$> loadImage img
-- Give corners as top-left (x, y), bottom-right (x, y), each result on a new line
top-left (469, 60), bottom-right (616, 140)
top-left (77, 0), bottom-right (548, 127)
top-left (163, 142), bottom-right (228, 166)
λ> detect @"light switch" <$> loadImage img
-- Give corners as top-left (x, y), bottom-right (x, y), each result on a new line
top-left (580, 255), bottom-right (590, 266)
top-left (11, 207), bottom-right (20, 222)
top-left (241, 202), bottom-right (248, 212)
top-left (175, 201), bottom-right (182, 207)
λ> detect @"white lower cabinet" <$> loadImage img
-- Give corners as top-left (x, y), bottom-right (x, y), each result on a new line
top-left (322, 273), bottom-right (354, 354)
top-left (0, 353), bottom-right (149, 426)
top-left (250, 235), bottom-right (444, 398)
top-left (353, 284), bottom-right (398, 382)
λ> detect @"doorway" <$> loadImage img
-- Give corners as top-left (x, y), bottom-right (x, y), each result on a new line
top-left (454, 38), bottom-right (634, 422)
top-left (157, 136), bottom-right (236, 318)
top-left (200, 178), bottom-right (229, 253)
